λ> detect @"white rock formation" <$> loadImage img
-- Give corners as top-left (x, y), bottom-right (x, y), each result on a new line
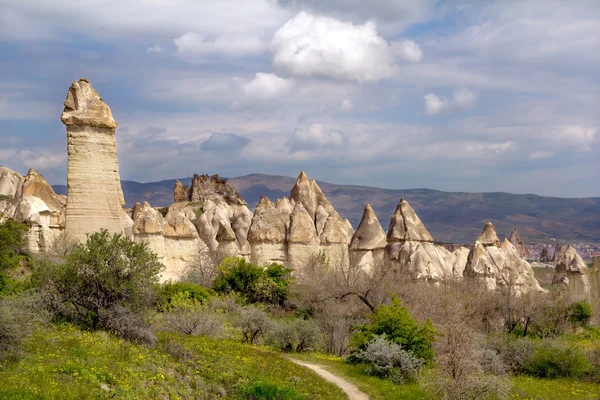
top-left (61, 78), bottom-right (128, 242)
top-left (385, 198), bottom-right (450, 281)
top-left (349, 204), bottom-right (387, 272)
top-left (552, 245), bottom-right (590, 300)
top-left (248, 196), bottom-right (288, 265)
top-left (464, 222), bottom-right (543, 294)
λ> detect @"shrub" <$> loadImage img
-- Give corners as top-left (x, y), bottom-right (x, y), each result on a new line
top-left (422, 370), bottom-right (511, 400)
top-left (234, 305), bottom-right (274, 345)
top-left (161, 292), bottom-right (223, 337)
top-left (156, 281), bottom-right (211, 311)
top-left (0, 292), bottom-right (49, 361)
top-left (352, 297), bottom-right (436, 361)
top-left (268, 318), bottom-right (322, 352)
top-left (570, 300), bottom-right (593, 327)
top-left (33, 230), bottom-right (163, 341)
top-left (213, 258), bottom-right (292, 305)
top-left (521, 341), bottom-right (593, 378)
top-left (0, 219), bottom-right (27, 292)
top-left (352, 335), bottom-right (424, 383)
top-left (493, 335), bottom-right (535, 374)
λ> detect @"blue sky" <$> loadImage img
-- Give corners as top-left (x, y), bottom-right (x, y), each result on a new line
top-left (0, 0), bottom-right (599, 197)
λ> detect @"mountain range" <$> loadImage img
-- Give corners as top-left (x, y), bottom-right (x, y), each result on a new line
top-left (53, 173), bottom-right (600, 244)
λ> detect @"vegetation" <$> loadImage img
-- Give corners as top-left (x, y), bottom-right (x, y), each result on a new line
top-left (0, 324), bottom-right (345, 399)
top-left (213, 257), bottom-right (293, 305)
top-left (351, 297), bottom-right (436, 362)
top-left (0, 219), bottom-right (27, 292)
top-left (32, 230), bottom-right (163, 342)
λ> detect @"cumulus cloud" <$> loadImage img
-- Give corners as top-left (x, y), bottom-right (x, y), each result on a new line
top-left (271, 11), bottom-right (394, 82)
top-left (285, 123), bottom-right (347, 153)
top-left (174, 32), bottom-right (265, 59)
top-left (243, 73), bottom-right (294, 100)
top-left (529, 151), bottom-right (555, 159)
top-left (424, 88), bottom-right (477, 115)
top-left (200, 132), bottom-right (250, 152)
top-left (560, 126), bottom-right (596, 152)
top-left (391, 40), bottom-right (422, 62)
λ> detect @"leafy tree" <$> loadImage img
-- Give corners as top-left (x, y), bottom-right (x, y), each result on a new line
top-left (213, 257), bottom-right (292, 305)
top-left (570, 300), bottom-right (593, 327)
top-left (0, 219), bottom-right (27, 292)
top-left (352, 297), bottom-right (436, 361)
top-left (34, 230), bottom-right (163, 340)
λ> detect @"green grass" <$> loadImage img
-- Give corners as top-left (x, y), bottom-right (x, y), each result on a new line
top-left (0, 324), bottom-right (345, 399)
top-left (289, 352), bottom-right (428, 400)
top-left (510, 376), bottom-right (600, 399)
top-left (290, 353), bottom-right (600, 400)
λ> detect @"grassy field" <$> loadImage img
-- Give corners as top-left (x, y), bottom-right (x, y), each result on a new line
top-left (0, 324), bottom-right (345, 400)
top-left (290, 352), bottom-right (600, 400)
top-left (289, 352), bottom-right (428, 400)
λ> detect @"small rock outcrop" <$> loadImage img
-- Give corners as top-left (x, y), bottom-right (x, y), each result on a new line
top-left (174, 174), bottom-right (246, 206)
top-left (477, 221), bottom-right (500, 246)
top-left (552, 245), bottom-right (590, 300)
top-left (61, 78), bottom-right (129, 242)
top-left (508, 228), bottom-right (529, 259)
top-left (539, 247), bottom-right (552, 263)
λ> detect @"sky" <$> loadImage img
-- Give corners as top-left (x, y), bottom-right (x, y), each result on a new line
top-left (0, 0), bottom-right (599, 197)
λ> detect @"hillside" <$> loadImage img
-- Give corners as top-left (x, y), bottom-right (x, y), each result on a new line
top-left (53, 173), bottom-right (600, 244)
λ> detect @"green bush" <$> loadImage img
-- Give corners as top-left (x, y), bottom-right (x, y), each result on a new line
top-left (156, 281), bottom-right (211, 311)
top-left (33, 230), bottom-right (164, 342)
top-left (570, 300), bottom-right (593, 327)
top-left (0, 219), bottom-right (27, 293)
top-left (522, 342), bottom-right (593, 379)
top-left (351, 297), bottom-right (436, 362)
top-left (213, 257), bottom-right (292, 305)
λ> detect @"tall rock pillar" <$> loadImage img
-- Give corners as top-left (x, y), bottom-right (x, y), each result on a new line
top-left (61, 78), bottom-right (126, 241)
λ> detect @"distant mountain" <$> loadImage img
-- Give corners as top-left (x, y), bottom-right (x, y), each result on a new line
top-left (53, 173), bottom-right (600, 244)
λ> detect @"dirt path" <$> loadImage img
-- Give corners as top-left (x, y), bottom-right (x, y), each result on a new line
top-left (289, 359), bottom-right (369, 400)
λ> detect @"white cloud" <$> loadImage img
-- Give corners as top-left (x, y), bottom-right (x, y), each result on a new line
top-left (341, 99), bottom-right (354, 110)
top-left (561, 126), bottom-right (596, 152)
top-left (424, 93), bottom-right (449, 115)
top-left (391, 40), bottom-right (422, 62)
top-left (1, 0), bottom-right (290, 42)
top-left (285, 123), bottom-right (347, 152)
top-left (271, 11), bottom-right (395, 82)
top-left (529, 151), bottom-right (555, 159)
top-left (243, 73), bottom-right (294, 100)
top-left (424, 88), bottom-right (477, 115)
top-left (147, 44), bottom-right (165, 53)
top-left (174, 32), bottom-right (266, 59)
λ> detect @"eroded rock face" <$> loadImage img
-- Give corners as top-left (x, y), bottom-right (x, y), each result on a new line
top-left (349, 204), bottom-right (387, 272)
top-left (508, 228), bottom-right (529, 259)
top-left (477, 222), bottom-right (500, 246)
top-left (553, 245), bottom-right (590, 300)
top-left (12, 169), bottom-right (66, 253)
top-left (248, 196), bottom-right (288, 265)
top-left (464, 223), bottom-right (543, 294)
top-left (386, 199), bottom-right (433, 243)
top-left (0, 167), bottom-right (24, 218)
top-left (173, 174), bottom-right (246, 206)
top-left (61, 78), bottom-right (126, 242)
